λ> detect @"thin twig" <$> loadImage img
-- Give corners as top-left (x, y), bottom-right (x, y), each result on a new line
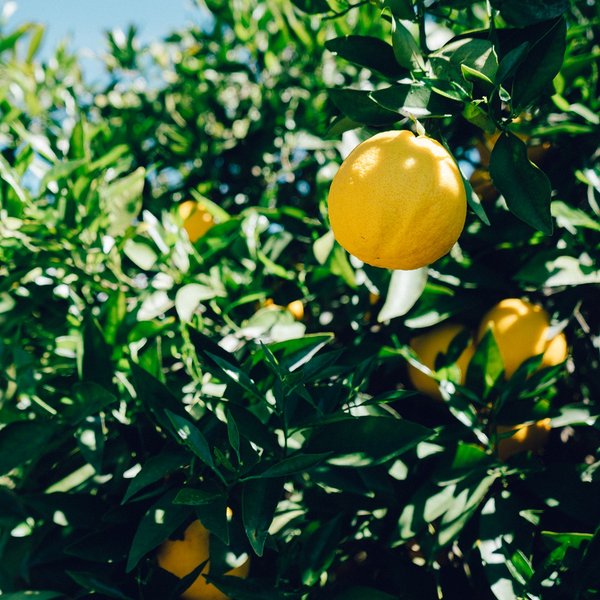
top-left (323, 0), bottom-right (370, 21)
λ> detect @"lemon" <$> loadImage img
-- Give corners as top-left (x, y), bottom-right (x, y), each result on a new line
top-left (156, 520), bottom-right (250, 600)
top-left (495, 418), bottom-right (552, 461)
top-left (477, 299), bottom-right (568, 379)
top-left (327, 130), bottom-right (467, 271)
top-left (179, 200), bottom-right (214, 242)
top-left (408, 323), bottom-right (475, 401)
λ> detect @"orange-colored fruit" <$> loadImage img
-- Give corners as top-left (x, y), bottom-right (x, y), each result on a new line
top-left (469, 168), bottom-right (500, 203)
top-left (286, 299), bottom-right (304, 321)
top-left (264, 299), bottom-right (304, 321)
top-left (327, 130), bottom-right (467, 271)
top-left (156, 520), bottom-right (250, 600)
top-left (477, 299), bottom-right (568, 379)
top-left (179, 200), bottom-right (214, 242)
top-left (495, 418), bottom-right (552, 461)
top-left (408, 323), bottom-right (475, 401)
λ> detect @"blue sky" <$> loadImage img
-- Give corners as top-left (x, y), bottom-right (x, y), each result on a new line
top-left (6, 0), bottom-right (206, 73)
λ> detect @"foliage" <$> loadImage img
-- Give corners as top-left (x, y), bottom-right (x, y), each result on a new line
top-left (1, 0), bottom-right (600, 599)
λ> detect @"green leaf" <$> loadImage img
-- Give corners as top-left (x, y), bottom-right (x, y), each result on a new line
top-left (325, 36), bottom-right (407, 79)
top-left (495, 42), bottom-right (530, 85)
top-left (165, 410), bottom-right (215, 469)
top-left (328, 88), bottom-right (402, 126)
top-left (431, 38), bottom-right (498, 83)
top-left (0, 419), bottom-right (54, 476)
top-left (175, 283), bottom-right (220, 322)
top-left (126, 488), bottom-right (193, 572)
top-left (64, 525), bottom-right (131, 563)
top-left (173, 488), bottom-right (225, 505)
top-left (206, 352), bottom-right (264, 401)
top-left (512, 17), bottom-right (566, 110)
top-left (122, 449), bottom-right (189, 503)
top-left (300, 515), bottom-right (343, 586)
top-left (40, 158), bottom-right (87, 191)
top-left (516, 251), bottom-right (600, 287)
top-left (243, 477), bottom-right (284, 556)
top-left (103, 167), bottom-right (145, 236)
top-left (489, 131), bottom-right (553, 235)
top-left (67, 571), bottom-right (133, 599)
top-left (370, 83), bottom-right (461, 118)
top-left (289, 0), bottom-right (330, 13)
top-left (130, 362), bottom-right (189, 434)
top-left (65, 382), bottom-right (117, 425)
top-left (391, 18), bottom-right (424, 71)
top-left (307, 416), bottom-right (433, 467)
top-left (243, 453), bottom-right (331, 480)
top-left (201, 575), bottom-right (281, 600)
top-left (377, 267), bottom-right (428, 322)
top-left (465, 329), bottom-right (504, 400)
top-left (497, 0), bottom-right (570, 26)
top-left (123, 239), bottom-right (157, 271)
top-left (381, 0), bottom-right (415, 20)
top-left (81, 312), bottom-right (115, 392)
top-left (552, 200), bottom-right (600, 232)
top-left (195, 491), bottom-right (229, 545)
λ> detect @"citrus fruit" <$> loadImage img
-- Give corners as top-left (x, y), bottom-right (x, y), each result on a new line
top-left (477, 298), bottom-right (568, 379)
top-left (179, 200), bottom-right (214, 242)
top-left (327, 130), bottom-right (467, 271)
top-left (495, 418), bottom-right (552, 461)
top-left (156, 520), bottom-right (250, 600)
top-left (469, 168), bottom-right (500, 203)
top-left (264, 298), bottom-right (304, 321)
top-left (286, 299), bottom-right (304, 321)
top-left (408, 323), bottom-right (475, 401)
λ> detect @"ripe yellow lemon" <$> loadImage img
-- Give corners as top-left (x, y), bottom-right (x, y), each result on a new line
top-left (156, 520), bottom-right (250, 600)
top-left (495, 418), bottom-right (552, 461)
top-left (327, 130), bottom-right (467, 271)
top-left (477, 299), bottom-right (568, 379)
top-left (179, 200), bottom-right (215, 242)
top-left (407, 323), bottom-right (475, 401)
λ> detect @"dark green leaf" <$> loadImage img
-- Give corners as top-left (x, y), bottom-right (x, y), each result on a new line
top-left (300, 515), bottom-right (343, 586)
top-left (195, 492), bottom-right (229, 545)
top-left (465, 329), bottom-right (504, 400)
top-left (122, 450), bottom-right (190, 504)
top-left (130, 362), bottom-right (188, 435)
top-left (0, 594), bottom-right (63, 600)
top-left (495, 42), bottom-right (530, 85)
top-left (126, 488), bottom-right (193, 572)
top-left (226, 409), bottom-right (241, 462)
top-left (242, 477), bottom-right (284, 556)
top-left (325, 36), bottom-right (407, 79)
top-left (512, 17), bottom-right (566, 110)
top-left (66, 382), bottom-right (117, 425)
top-left (496, 0), bottom-right (570, 26)
top-left (202, 575), bottom-right (281, 600)
top-left (328, 88), bottom-right (402, 126)
top-left (64, 525), bottom-right (132, 563)
top-left (165, 410), bottom-right (214, 469)
top-left (370, 83), bottom-right (462, 118)
top-left (67, 571), bottom-right (133, 600)
top-left (243, 453), bottom-right (331, 480)
top-left (307, 416), bottom-right (433, 466)
top-left (206, 352), bottom-right (263, 401)
top-left (0, 419), bottom-right (54, 476)
top-left (81, 312), bottom-right (115, 391)
top-left (290, 0), bottom-right (330, 13)
top-left (489, 131), bottom-right (553, 235)
top-left (173, 488), bottom-right (225, 505)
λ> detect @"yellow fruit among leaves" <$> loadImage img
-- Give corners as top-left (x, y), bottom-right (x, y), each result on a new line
top-left (327, 130), bottom-right (467, 271)
top-left (408, 323), bottom-right (475, 401)
top-left (156, 520), bottom-right (250, 600)
top-left (495, 418), bottom-right (552, 461)
top-left (477, 298), bottom-right (568, 379)
top-left (179, 200), bottom-right (215, 243)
